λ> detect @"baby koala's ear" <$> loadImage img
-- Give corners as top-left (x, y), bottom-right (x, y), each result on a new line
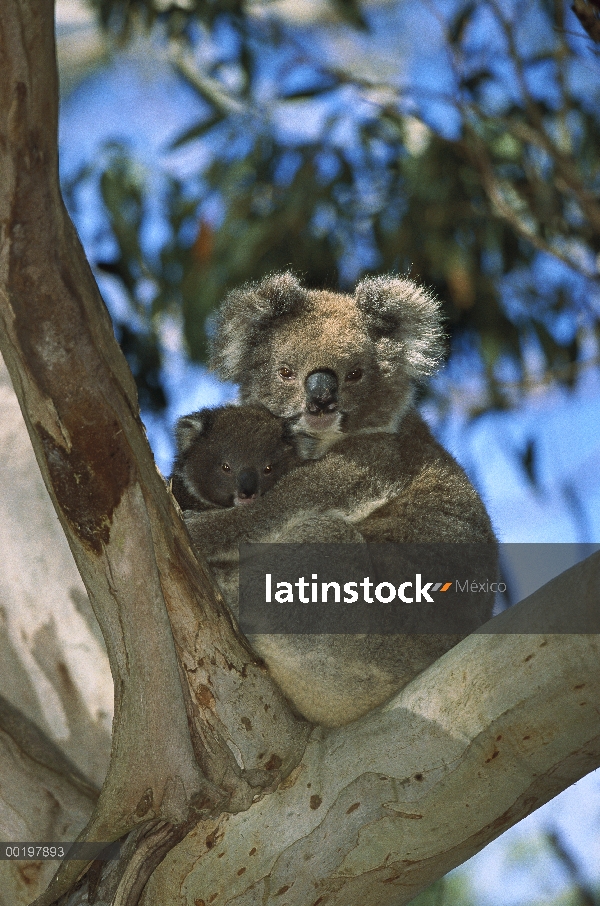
top-left (174, 409), bottom-right (214, 454)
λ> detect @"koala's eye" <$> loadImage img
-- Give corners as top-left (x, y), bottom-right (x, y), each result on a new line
top-left (345, 368), bottom-right (363, 382)
top-left (278, 366), bottom-right (295, 381)
top-left (264, 465), bottom-right (272, 474)
top-left (221, 462), bottom-right (231, 472)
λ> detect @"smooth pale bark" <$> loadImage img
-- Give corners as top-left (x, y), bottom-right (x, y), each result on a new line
top-left (0, 2), bottom-right (309, 903)
top-left (0, 355), bottom-right (112, 788)
top-left (1, 532), bottom-right (599, 903)
top-left (0, 696), bottom-right (97, 906)
top-left (142, 557), bottom-right (600, 905)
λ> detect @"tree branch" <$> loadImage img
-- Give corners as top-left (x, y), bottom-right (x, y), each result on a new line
top-left (2, 549), bottom-right (598, 905)
top-left (142, 552), bottom-right (600, 906)
top-left (457, 127), bottom-right (598, 280)
top-left (0, 2), bottom-right (309, 902)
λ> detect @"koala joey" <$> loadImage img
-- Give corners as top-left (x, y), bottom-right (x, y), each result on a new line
top-left (171, 404), bottom-right (302, 611)
top-left (171, 404), bottom-right (299, 512)
top-left (185, 273), bottom-right (497, 727)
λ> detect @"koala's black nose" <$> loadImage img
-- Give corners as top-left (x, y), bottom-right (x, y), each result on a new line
top-left (305, 370), bottom-right (338, 413)
top-left (238, 469), bottom-right (259, 499)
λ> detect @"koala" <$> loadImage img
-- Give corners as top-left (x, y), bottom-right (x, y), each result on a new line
top-left (170, 404), bottom-right (298, 512)
top-left (185, 273), bottom-right (497, 727)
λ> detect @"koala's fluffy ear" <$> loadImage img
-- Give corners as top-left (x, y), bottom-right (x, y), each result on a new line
top-left (175, 409), bottom-right (213, 455)
top-left (355, 275), bottom-right (445, 379)
top-left (209, 272), bottom-right (308, 382)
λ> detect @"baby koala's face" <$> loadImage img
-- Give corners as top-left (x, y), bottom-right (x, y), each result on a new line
top-left (173, 405), bottom-right (297, 509)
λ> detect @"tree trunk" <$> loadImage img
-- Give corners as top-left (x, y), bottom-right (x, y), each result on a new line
top-left (0, 2), bottom-right (599, 905)
top-left (0, 2), bottom-right (310, 903)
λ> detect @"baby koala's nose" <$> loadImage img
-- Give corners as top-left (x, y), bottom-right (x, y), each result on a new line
top-left (237, 468), bottom-right (259, 499)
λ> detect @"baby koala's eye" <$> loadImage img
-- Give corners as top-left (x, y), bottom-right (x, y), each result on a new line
top-left (345, 368), bottom-right (363, 382)
top-left (278, 366), bottom-right (295, 380)
top-left (263, 465), bottom-right (273, 474)
top-left (221, 462), bottom-right (231, 472)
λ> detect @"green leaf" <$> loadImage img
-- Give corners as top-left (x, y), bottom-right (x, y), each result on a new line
top-left (332, 0), bottom-right (369, 30)
top-left (167, 114), bottom-right (224, 150)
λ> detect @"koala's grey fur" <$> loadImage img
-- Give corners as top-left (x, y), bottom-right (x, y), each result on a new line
top-left (171, 404), bottom-right (299, 511)
top-left (185, 273), bottom-right (497, 727)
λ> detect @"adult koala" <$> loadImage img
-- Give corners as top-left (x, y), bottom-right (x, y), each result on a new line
top-left (185, 272), bottom-right (496, 726)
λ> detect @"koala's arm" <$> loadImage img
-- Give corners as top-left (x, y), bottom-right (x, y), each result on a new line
top-left (185, 410), bottom-right (496, 561)
top-left (184, 436), bottom-right (398, 561)
top-left (356, 410), bottom-right (496, 544)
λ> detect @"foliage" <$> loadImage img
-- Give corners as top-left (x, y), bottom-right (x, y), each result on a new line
top-left (66, 0), bottom-right (600, 414)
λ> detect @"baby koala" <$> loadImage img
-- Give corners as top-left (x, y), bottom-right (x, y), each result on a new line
top-left (171, 404), bottom-right (299, 513)
top-left (171, 404), bottom-right (300, 616)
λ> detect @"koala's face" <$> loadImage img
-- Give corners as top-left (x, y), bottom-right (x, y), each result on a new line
top-left (210, 273), bottom-right (444, 451)
top-left (175, 406), bottom-right (296, 508)
top-left (258, 296), bottom-right (389, 437)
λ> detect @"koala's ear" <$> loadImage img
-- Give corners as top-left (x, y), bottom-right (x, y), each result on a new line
top-left (355, 275), bottom-right (445, 379)
top-left (175, 409), bottom-right (213, 454)
top-left (209, 272), bottom-right (308, 382)
top-left (254, 273), bottom-right (307, 314)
